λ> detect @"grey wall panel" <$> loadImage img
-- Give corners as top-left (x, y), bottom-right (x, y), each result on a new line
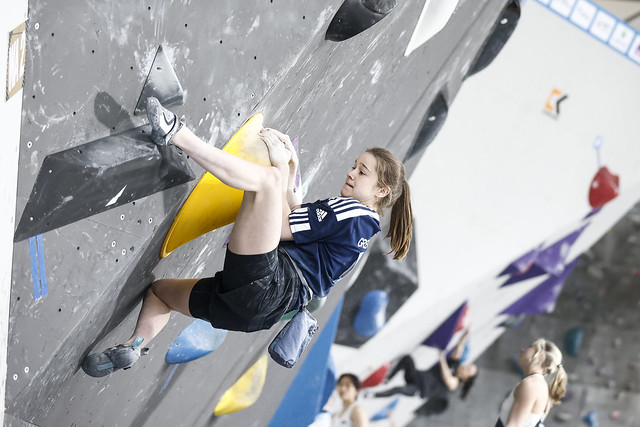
top-left (8, 0), bottom-right (513, 424)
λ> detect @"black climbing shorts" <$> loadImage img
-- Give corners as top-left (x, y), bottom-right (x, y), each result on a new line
top-left (188, 247), bottom-right (303, 332)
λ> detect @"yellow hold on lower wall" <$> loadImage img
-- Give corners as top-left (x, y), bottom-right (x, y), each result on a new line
top-left (213, 354), bottom-right (268, 416)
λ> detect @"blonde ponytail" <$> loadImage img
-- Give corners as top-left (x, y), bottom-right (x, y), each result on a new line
top-left (387, 179), bottom-right (413, 259)
top-left (532, 338), bottom-right (568, 405)
top-left (549, 364), bottom-right (567, 405)
top-left (365, 148), bottom-right (414, 259)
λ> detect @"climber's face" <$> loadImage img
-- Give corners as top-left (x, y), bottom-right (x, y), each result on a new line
top-left (518, 344), bottom-right (541, 368)
top-left (336, 376), bottom-right (359, 402)
top-left (341, 152), bottom-right (389, 209)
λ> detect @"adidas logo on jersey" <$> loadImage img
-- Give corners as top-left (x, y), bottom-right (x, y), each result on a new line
top-left (316, 208), bottom-right (327, 222)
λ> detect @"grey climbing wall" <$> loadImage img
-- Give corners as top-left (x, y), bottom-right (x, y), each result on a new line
top-left (8, 0), bottom-right (513, 425)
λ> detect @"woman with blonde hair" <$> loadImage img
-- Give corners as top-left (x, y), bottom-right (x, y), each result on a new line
top-left (83, 98), bottom-right (413, 377)
top-left (496, 338), bottom-right (567, 427)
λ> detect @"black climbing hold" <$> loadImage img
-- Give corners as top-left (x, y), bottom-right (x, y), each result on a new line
top-left (467, 0), bottom-right (521, 77)
top-left (325, 0), bottom-right (397, 42)
top-left (404, 93), bottom-right (448, 162)
top-left (134, 45), bottom-right (184, 115)
top-left (14, 125), bottom-right (195, 242)
top-left (414, 396), bottom-right (449, 416)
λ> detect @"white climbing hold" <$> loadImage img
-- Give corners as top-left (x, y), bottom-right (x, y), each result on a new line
top-left (105, 185), bottom-right (127, 207)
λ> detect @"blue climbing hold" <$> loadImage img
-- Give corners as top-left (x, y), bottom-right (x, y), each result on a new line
top-left (165, 319), bottom-right (228, 364)
top-left (370, 398), bottom-right (399, 421)
top-left (353, 290), bottom-right (389, 337)
top-left (459, 341), bottom-right (470, 363)
top-left (582, 410), bottom-right (598, 427)
top-left (565, 327), bottom-right (583, 357)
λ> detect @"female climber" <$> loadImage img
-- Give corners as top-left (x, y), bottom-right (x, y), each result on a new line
top-left (82, 97), bottom-right (413, 377)
top-left (330, 373), bottom-right (369, 427)
top-left (496, 338), bottom-right (567, 427)
top-left (373, 328), bottom-right (477, 416)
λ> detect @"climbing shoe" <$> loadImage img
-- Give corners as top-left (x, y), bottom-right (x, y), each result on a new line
top-left (146, 97), bottom-right (184, 146)
top-left (82, 337), bottom-right (149, 378)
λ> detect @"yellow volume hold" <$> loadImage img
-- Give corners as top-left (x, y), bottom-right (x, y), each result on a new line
top-left (161, 113), bottom-right (269, 257)
top-left (213, 354), bottom-right (268, 415)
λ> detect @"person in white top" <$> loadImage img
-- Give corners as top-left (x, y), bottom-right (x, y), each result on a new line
top-left (332, 374), bottom-right (369, 427)
top-left (496, 338), bottom-right (567, 427)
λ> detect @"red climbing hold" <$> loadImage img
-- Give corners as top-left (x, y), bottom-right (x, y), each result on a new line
top-left (361, 361), bottom-right (391, 388)
top-left (589, 166), bottom-right (619, 209)
top-left (453, 304), bottom-right (470, 334)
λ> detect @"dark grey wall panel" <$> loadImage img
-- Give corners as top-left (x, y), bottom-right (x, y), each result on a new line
top-left (9, 0), bottom-right (514, 425)
top-left (14, 126), bottom-right (194, 241)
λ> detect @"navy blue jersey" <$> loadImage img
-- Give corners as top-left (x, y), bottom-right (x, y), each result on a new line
top-left (280, 197), bottom-right (381, 302)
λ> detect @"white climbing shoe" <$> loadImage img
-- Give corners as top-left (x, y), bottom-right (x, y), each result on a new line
top-left (146, 97), bottom-right (184, 146)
